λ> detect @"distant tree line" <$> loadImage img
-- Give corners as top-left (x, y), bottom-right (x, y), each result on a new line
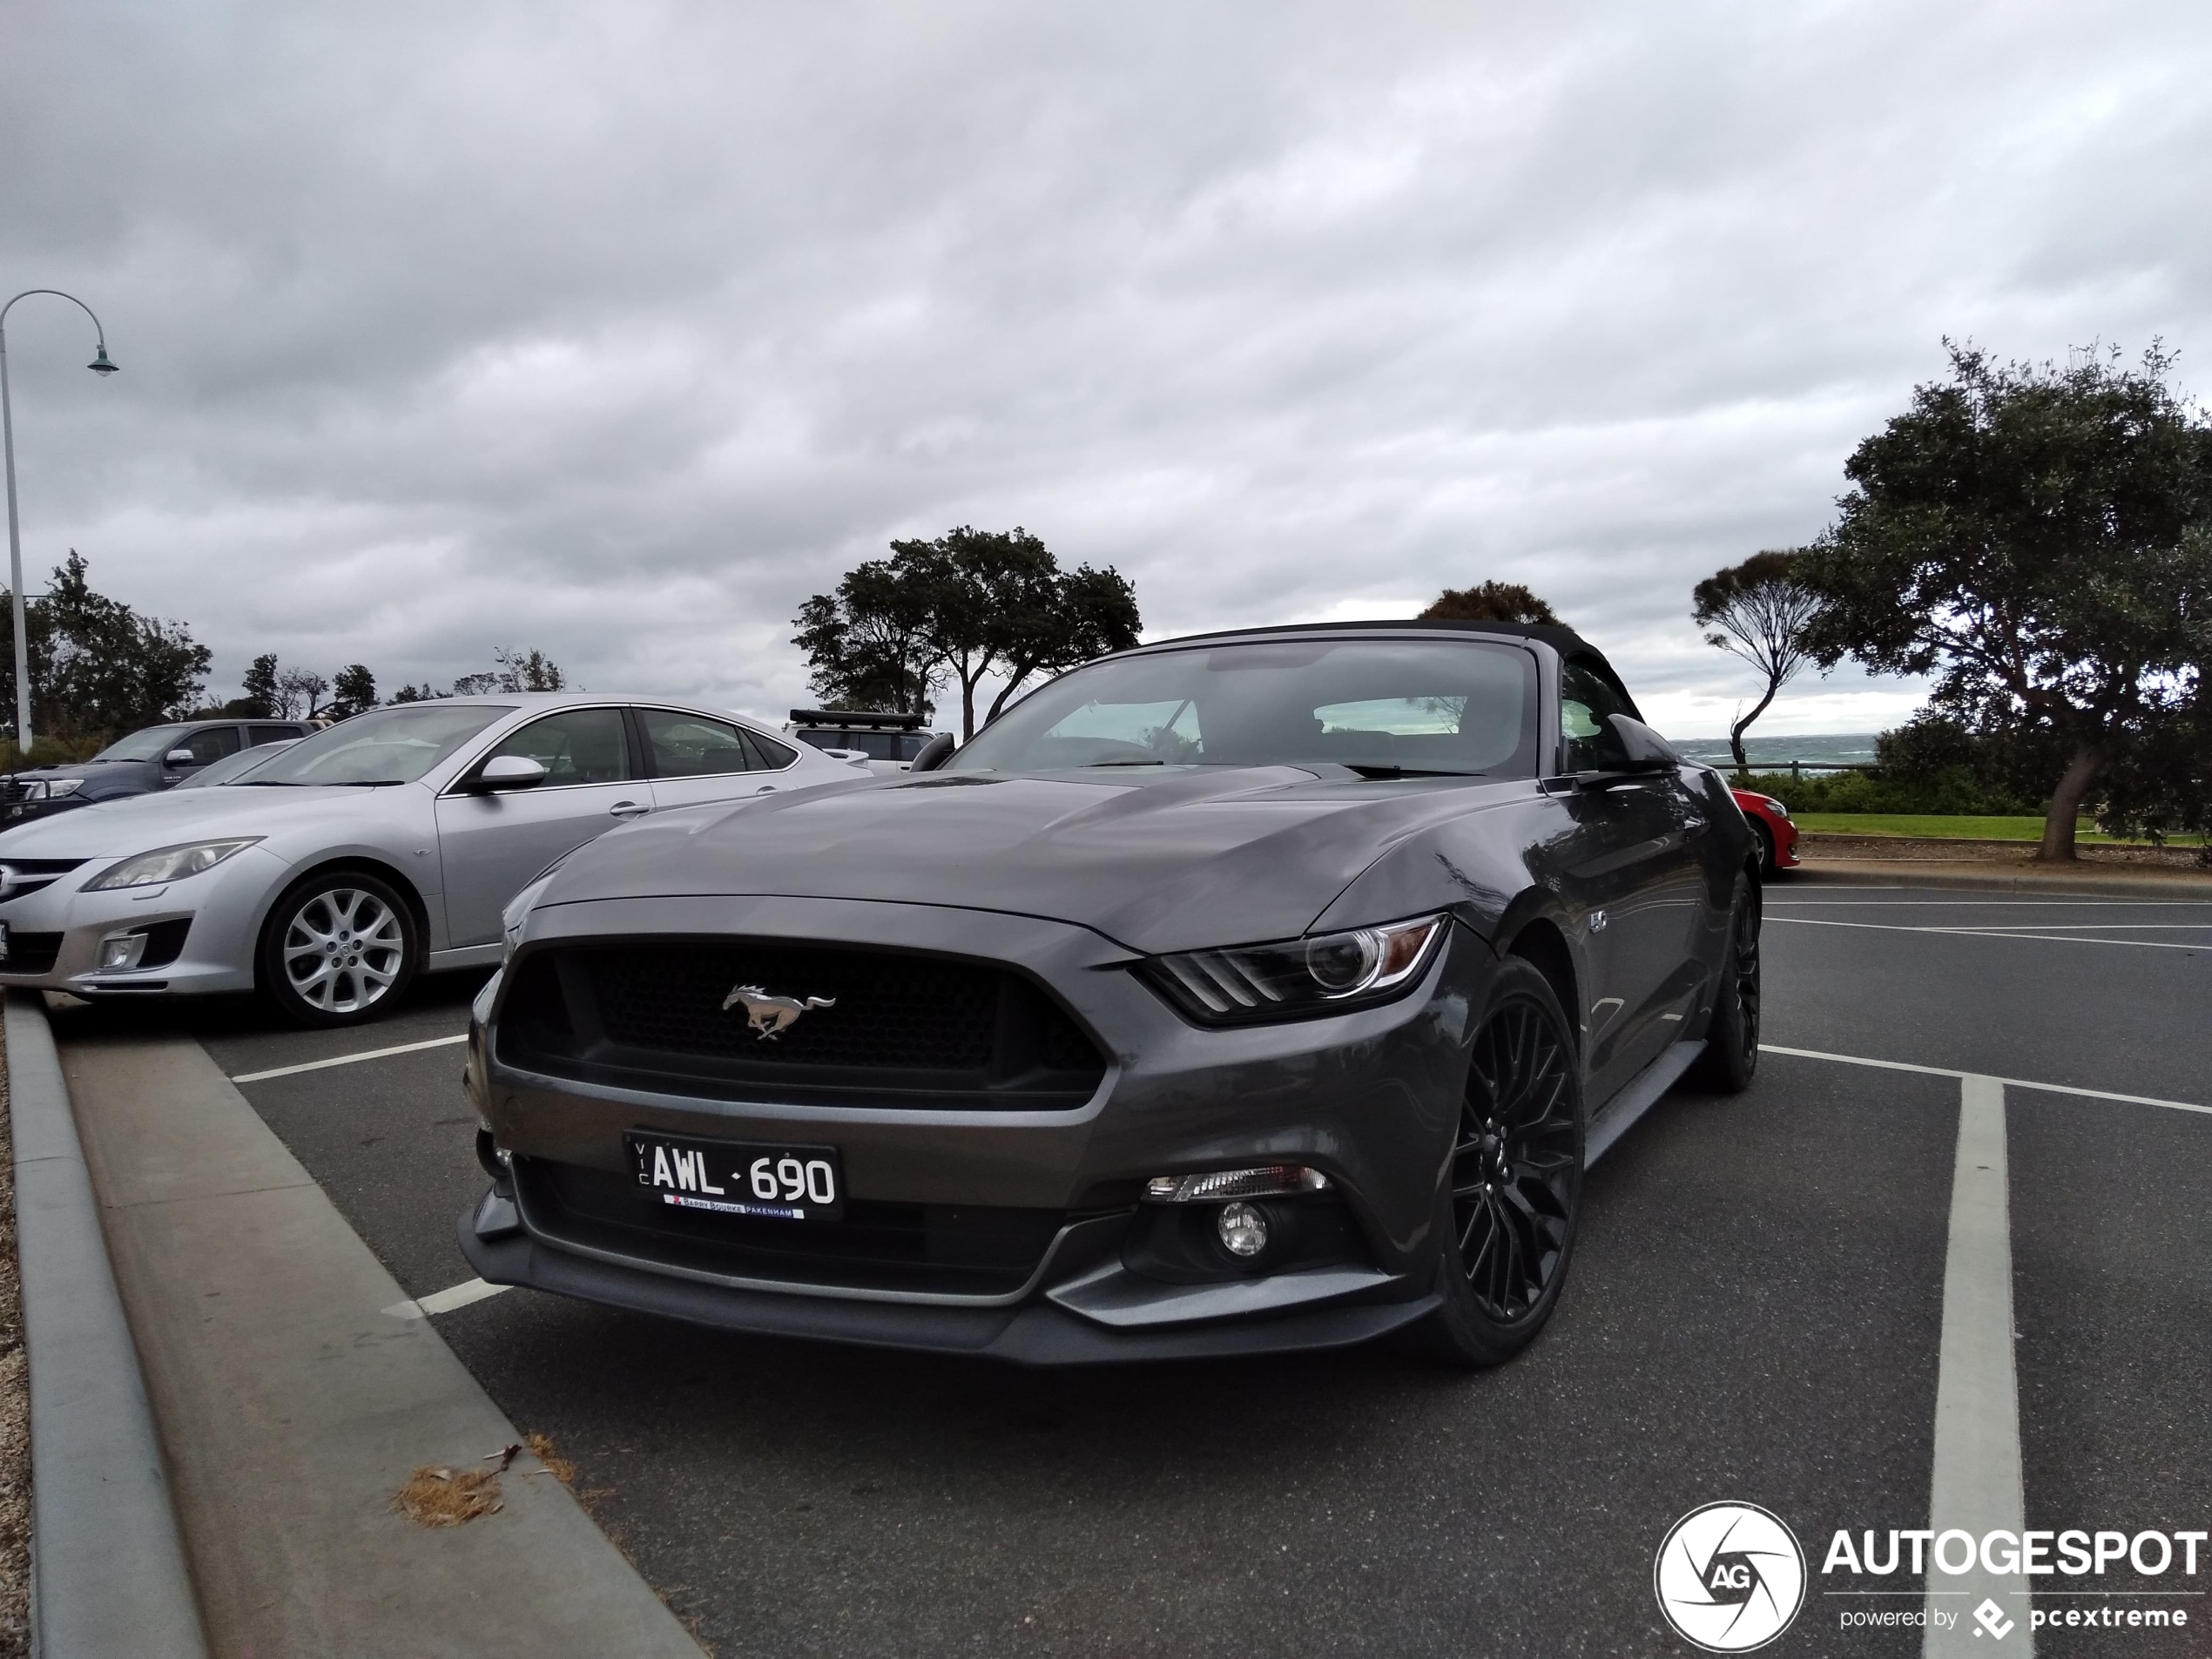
top-left (0, 550), bottom-right (569, 763)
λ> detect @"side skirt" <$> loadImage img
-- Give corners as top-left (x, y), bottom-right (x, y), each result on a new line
top-left (1584, 1037), bottom-right (1705, 1167)
top-left (426, 942), bottom-right (504, 972)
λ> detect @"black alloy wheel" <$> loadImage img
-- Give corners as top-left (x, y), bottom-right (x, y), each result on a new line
top-left (1453, 995), bottom-right (1581, 1321)
top-left (1689, 873), bottom-right (1761, 1092)
top-left (1417, 958), bottom-right (1585, 1366)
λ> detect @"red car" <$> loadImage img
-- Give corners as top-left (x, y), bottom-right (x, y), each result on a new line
top-left (1732, 788), bottom-right (1799, 877)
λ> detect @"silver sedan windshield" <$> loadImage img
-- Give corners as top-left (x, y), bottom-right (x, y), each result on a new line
top-left (949, 639), bottom-right (1538, 776)
top-left (242, 704), bottom-right (514, 786)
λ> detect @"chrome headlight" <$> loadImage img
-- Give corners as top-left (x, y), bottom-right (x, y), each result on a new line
top-left (44, 779), bottom-right (83, 799)
top-left (1140, 914), bottom-right (1449, 1026)
top-left (1761, 796), bottom-right (1790, 819)
top-left (84, 838), bottom-right (261, 891)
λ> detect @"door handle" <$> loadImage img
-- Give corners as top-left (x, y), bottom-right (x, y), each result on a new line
top-left (754, 785), bottom-right (779, 795)
top-left (609, 799), bottom-right (650, 819)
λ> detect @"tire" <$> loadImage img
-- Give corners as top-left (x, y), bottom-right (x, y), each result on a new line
top-left (1750, 820), bottom-right (1777, 879)
top-left (1414, 958), bottom-right (1585, 1368)
top-left (258, 869), bottom-right (419, 1027)
top-left (1689, 873), bottom-right (1760, 1093)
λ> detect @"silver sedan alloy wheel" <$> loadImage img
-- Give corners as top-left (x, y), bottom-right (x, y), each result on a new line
top-left (281, 887), bottom-right (406, 1015)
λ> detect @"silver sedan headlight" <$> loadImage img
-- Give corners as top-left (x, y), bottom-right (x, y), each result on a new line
top-left (84, 838), bottom-right (262, 891)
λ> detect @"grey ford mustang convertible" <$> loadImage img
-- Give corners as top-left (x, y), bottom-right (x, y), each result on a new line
top-left (462, 621), bottom-right (1761, 1366)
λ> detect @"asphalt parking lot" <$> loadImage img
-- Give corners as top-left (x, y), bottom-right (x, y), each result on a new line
top-left (54, 878), bottom-right (2212, 1656)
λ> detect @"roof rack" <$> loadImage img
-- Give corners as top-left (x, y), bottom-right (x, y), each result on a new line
top-left (788, 709), bottom-right (929, 730)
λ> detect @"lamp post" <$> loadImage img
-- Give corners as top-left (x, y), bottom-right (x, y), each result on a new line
top-left (0, 289), bottom-right (119, 758)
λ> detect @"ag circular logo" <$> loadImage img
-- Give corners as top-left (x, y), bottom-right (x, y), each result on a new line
top-left (1653, 1502), bottom-right (1806, 1652)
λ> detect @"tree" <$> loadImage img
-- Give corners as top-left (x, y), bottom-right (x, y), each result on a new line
top-left (0, 551), bottom-right (212, 746)
top-left (1800, 343), bottom-right (2212, 860)
top-left (1419, 582), bottom-right (1560, 624)
top-left (238, 653), bottom-right (280, 718)
top-left (327, 664), bottom-right (377, 719)
top-left (274, 666), bottom-right (329, 719)
top-left (1692, 550), bottom-right (1820, 768)
top-left (792, 570), bottom-right (939, 718)
top-left (794, 529), bottom-right (1143, 738)
top-left (984, 561), bottom-right (1142, 723)
top-left (491, 647), bottom-right (564, 691)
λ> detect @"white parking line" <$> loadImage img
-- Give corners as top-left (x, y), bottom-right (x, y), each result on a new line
top-left (1766, 915), bottom-right (2210, 952)
top-left (230, 1032), bottom-right (468, 1084)
top-left (381, 1278), bottom-right (511, 1320)
top-left (1924, 1076), bottom-right (2032, 1655)
top-left (1759, 1044), bottom-right (2212, 1116)
top-left (1770, 899), bottom-right (2212, 907)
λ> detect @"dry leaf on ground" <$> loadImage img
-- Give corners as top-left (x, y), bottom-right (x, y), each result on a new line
top-left (525, 1432), bottom-right (576, 1485)
top-left (394, 1465), bottom-right (502, 1527)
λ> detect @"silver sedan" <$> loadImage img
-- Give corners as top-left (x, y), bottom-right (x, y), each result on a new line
top-left (0, 692), bottom-right (861, 1024)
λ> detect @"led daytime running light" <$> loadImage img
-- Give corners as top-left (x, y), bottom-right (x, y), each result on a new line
top-left (1149, 914), bottom-right (1446, 1021)
top-left (1144, 1165), bottom-right (1332, 1204)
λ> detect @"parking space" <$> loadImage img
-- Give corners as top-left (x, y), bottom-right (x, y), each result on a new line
top-left (45, 879), bottom-right (2212, 1654)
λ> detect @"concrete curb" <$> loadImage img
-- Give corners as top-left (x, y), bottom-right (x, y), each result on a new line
top-left (1791, 860), bottom-right (2212, 900)
top-left (5, 992), bottom-right (208, 1658)
top-left (56, 1024), bottom-right (704, 1657)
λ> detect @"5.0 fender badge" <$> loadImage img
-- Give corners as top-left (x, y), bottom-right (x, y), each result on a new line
top-left (722, 984), bottom-right (836, 1040)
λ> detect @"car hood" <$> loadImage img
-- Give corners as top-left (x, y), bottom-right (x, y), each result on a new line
top-left (542, 766), bottom-right (1525, 954)
top-left (0, 783), bottom-right (420, 858)
top-left (8, 761), bottom-right (143, 784)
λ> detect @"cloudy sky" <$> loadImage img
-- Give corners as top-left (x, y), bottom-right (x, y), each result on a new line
top-left (4, 1), bottom-right (2209, 738)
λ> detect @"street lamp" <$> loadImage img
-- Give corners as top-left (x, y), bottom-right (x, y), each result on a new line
top-left (0, 289), bottom-right (119, 758)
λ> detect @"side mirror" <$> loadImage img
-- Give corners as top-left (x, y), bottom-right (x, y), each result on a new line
top-left (1607, 714), bottom-right (1683, 772)
top-left (476, 754), bottom-right (548, 792)
top-left (908, 732), bottom-right (955, 773)
top-left (165, 749), bottom-right (198, 766)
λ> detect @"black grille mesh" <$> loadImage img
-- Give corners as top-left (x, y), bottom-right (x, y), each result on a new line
top-left (584, 945), bottom-right (1001, 1069)
top-left (500, 941), bottom-right (1107, 1108)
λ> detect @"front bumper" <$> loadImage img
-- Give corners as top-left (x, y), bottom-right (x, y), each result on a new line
top-left (466, 894), bottom-right (1493, 1362)
top-left (0, 846), bottom-right (282, 997)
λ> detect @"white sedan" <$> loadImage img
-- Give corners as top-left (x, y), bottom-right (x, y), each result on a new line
top-left (0, 692), bottom-right (863, 1024)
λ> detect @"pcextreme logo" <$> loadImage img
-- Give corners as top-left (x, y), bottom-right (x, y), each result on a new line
top-left (1654, 1503), bottom-right (1808, 1653)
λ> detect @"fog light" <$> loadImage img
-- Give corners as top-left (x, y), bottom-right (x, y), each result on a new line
top-left (98, 931), bottom-right (148, 971)
top-left (1217, 1201), bottom-right (1268, 1258)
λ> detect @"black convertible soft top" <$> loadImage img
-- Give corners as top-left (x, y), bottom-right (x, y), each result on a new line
top-left (1136, 617), bottom-right (1601, 661)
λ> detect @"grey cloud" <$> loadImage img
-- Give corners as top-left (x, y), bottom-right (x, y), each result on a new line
top-left (2, 0), bottom-right (2208, 732)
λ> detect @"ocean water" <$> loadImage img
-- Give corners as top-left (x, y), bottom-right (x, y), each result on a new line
top-left (1665, 732), bottom-right (1879, 771)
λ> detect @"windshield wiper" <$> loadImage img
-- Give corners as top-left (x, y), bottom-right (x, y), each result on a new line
top-left (1086, 759), bottom-right (1166, 767)
top-left (1341, 764), bottom-right (1487, 779)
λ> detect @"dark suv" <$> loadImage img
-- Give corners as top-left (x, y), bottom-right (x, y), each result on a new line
top-left (2, 718), bottom-right (313, 821)
top-left (786, 709), bottom-right (941, 775)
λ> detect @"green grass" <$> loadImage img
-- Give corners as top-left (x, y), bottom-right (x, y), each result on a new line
top-left (1792, 813), bottom-right (2203, 846)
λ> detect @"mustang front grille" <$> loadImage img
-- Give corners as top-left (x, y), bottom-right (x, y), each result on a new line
top-left (496, 941), bottom-right (1109, 1109)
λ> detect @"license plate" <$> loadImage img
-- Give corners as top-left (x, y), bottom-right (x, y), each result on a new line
top-left (0, 921), bottom-right (10, 963)
top-left (625, 1130), bottom-right (844, 1223)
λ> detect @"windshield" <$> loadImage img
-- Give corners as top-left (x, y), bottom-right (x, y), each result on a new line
top-left (174, 741), bottom-right (295, 789)
top-left (948, 638), bottom-right (1538, 777)
top-left (95, 724), bottom-right (195, 762)
top-left (241, 704), bottom-right (514, 786)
